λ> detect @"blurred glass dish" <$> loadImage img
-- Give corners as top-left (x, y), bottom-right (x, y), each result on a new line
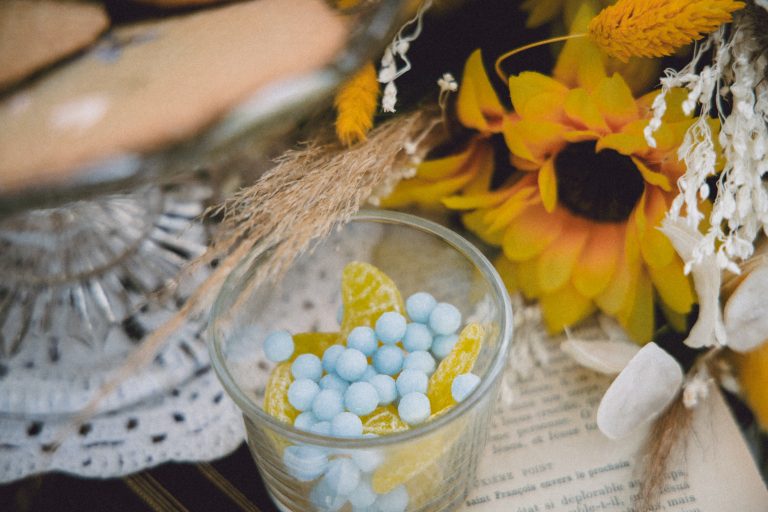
top-left (0, 0), bottom-right (411, 217)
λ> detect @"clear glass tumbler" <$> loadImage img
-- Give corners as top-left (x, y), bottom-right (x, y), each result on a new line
top-left (209, 209), bottom-right (513, 512)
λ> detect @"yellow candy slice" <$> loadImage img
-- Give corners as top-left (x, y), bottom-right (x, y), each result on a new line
top-left (291, 332), bottom-right (339, 360)
top-left (361, 405), bottom-right (408, 435)
top-left (427, 322), bottom-right (484, 414)
top-left (263, 362), bottom-right (298, 425)
top-left (340, 261), bottom-right (405, 338)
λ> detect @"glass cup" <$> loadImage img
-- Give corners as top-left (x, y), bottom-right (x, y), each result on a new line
top-left (209, 209), bottom-right (513, 512)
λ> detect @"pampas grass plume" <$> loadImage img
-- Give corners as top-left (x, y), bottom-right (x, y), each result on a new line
top-left (588, 0), bottom-right (745, 62)
top-left (335, 61), bottom-right (380, 147)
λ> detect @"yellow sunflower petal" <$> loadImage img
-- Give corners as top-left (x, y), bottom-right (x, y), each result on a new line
top-left (538, 158), bottom-right (558, 213)
top-left (515, 257), bottom-right (542, 299)
top-left (564, 88), bottom-right (609, 132)
top-left (494, 254), bottom-right (518, 292)
top-left (738, 342), bottom-right (768, 429)
top-left (648, 257), bottom-right (695, 315)
top-left (521, 0), bottom-right (561, 28)
top-left (596, 130), bottom-right (647, 155)
top-left (485, 185), bottom-right (539, 233)
top-left (457, 50), bottom-right (505, 133)
top-left (639, 188), bottom-right (676, 269)
top-left (509, 72), bottom-right (568, 122)
top-left (618, 270), bottom-right (654, 343)
top-left (540, 282), bottom-right (596, 334)
top-left (572, 223), bottom-right (621, 298)
top-left (638, 87), bottom-right (690, 122)
top-left (631, 156), bottom-right (672, 192)
top-left (417, 145), bottom-right (475, 180)
top-left (462, 210), bottom-right (504, 246)
top-left (564, 130), bottom-right (601, 143)
top-left (594, 229), bottom-right (640, 315)
top-left (443, 188), bottom-right (513, 210)
top-left (537, 219), bottom-right (590, 293)
top-left (659, 299), bottom-right (689, 333)
top-left (502, 204), bottom-right (564, 261)
top-left (503, 118), bottom-right (567, 164)
top-left (553, 4), bottom-right (607, 91)
top-left (652, 119), bottom-right (696, 153)
top-left (594, 73), bottom-right (639, 130)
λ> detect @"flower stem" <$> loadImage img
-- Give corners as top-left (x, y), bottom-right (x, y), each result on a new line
top-left (494, 33), bottom-right (586, 83)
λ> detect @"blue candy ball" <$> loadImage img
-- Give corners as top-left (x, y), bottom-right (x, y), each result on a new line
top-left (361, 365), bottom-right (378, 382)
top-left (375, 311), bottom-right (407, 344)
top-left (344, 382), bottom-right (379, 416)
top-left (310, 480), bottom-right (347, 511)
top-left (376, 485), bottom-right (409, 512)
top-left (331, 412), bottom-right (363, 437)
top-left (294, 411), bottom-right (318, 431)
top-left (451, 373), bottom-right (481, 403)
top-left (348, 478), bottom-right (377, 508)
top-left (288, 379), bottom-right (320, 412)
top-left (405, 292), bottom-right (437, 323)
top-left (310, 421), bottom-right (332, 436)
top-left (403, 350), bottom-right (436, 375)
top-left (263, 330), bottom-right (294, 363)
top-left (397, 392), bottom-right (431, 426)
top-left (368, 374), bottom-right (397, 405)
top-left (395, 369), bottom-right (428, 397)
top-left (322, 458), bottom-right (361, 496)
top-left (402, 322), bottom-right (433, 352)
top-left (322, 344), bottom-right (346, 374)
top-left (335, 348), bottom-right (368, 382)
top-left (312, 389), bottom-right (345, 421)
top-left (428, 302), bottom-right (462, 335)
top-left (292, 353), bottom-right (323, 381)
top-left (347, 326), bottom-right (378, 356)
top-left (320, 373), bottom-right (349, 394)
top-left (431, 333), bottom-right (458, 360)
top-left (350, 448), bottom-right (384, 472)
top-left (283, 444), bottom-right (328, 482)
top-left (372, 345), bottom-right (403, 376)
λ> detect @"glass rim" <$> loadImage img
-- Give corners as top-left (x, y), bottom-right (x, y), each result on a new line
top-left (208, 209), bottom-right (513, 449)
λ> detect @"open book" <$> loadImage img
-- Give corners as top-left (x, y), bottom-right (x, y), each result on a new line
top-left (463, 336), bottom-right (767, 512)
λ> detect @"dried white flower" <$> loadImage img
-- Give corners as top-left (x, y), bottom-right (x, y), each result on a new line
top-left (682, 370), bottom-right (713, 409)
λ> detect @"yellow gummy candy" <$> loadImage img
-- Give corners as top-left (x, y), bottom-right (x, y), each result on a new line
top-left (427, 322), bottom-right (484, 414)
top-left (291, 332), bottom-right (339, 360)
top-left (340, 261), bottom-right (404, 338)
top-left (263, 362), bottom-right (298, 425)
top-left (361, 405), bottom-right (408, 435)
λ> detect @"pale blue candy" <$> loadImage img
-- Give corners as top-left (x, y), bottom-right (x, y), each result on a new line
top-left (320, 373), bottom-right (349, 394)
top-left (322, 344), bottom-right (346, 374)
top-left (310, 421), bottom-right (332, 436)
top-left (368, 374), bottom-right (397, 405)
top-left (292, 353), bottom-right (323, 381)
top-left (372, 345), bottom-right (403, 376)
top-left (331, 412), bottom-right (363, 437)
top-left (322, 458), bottom-right (361, 496)
top-left (283, 444), bottom-right (328, 482)
top-left (263, 330), bottom-right (294, 363)
top-left (344, 382), bottom-right (379, 416)
top-left (376, 485), bottom-right (409, 512)
top-left (361, 365), bottom-right (378, 382)
top-left (451, 373), bottom-right (481, 403)
top-left (403, 350), bottom-right (436, 375)
top-left (405, 292), bottom-right (437, 323)
top-left (294, 411), bottom-right (319, 431)
top-left (395, 369), bottom-right (428, 396)
top-left (310, 480), bottom-right (347, 512)
top-left (402, 322), bottom-right (433, 352)
top-left (397, 392), bottom-right (430, 425)
top-left (428, 302), bottom-right (462, 335)
top-left (312, 389), bottom-right (344, 421)
top-left (288, 379), bottom-right (320, 412)
top-left (347, 326), bottom-right (378, 356)
top-left (335, 348), bottom-right (368, 382)
top-left (348, 478), bottom-right (377, 508)
top-left (431, 333), bottom-right (458, 360)
top-left (375, 311), bottom-right (407, 344)
top-left (351, 448), bottom-right (383, 472)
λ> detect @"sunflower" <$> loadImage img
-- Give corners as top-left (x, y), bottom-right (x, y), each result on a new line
top-left (385, 8), bottom-right (720, 342)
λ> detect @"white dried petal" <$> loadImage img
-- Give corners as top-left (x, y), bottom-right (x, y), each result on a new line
top-left (723, 266), bottom-right (768, 352)
top-left (561, 339), bottom-right (639, 375)
top-left (597, 343), bottom-right (683, 440)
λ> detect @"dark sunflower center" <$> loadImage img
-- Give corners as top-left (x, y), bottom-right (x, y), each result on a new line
top-left (554, 141), bottom-right (645, 223)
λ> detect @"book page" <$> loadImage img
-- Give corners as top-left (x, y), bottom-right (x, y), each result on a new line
top-left (463, 340), bottom-right (768, 512)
